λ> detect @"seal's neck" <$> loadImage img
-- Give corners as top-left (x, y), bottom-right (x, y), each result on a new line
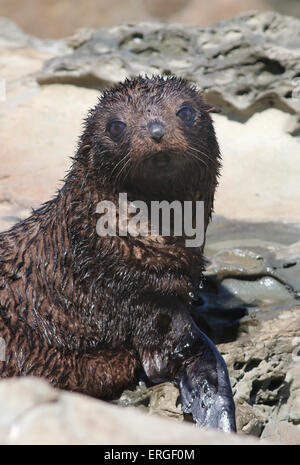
top-left (60, 162), bottom-right (206, 301)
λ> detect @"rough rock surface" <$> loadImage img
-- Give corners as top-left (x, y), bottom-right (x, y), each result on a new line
top-left (195, 239), bottom-right (300, 340)
top-left (37, 11), bottom-right (300, 120)
top-left (114, 305), bottom-right (300, 443)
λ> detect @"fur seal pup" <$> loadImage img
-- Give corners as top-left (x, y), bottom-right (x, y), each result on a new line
top-left (0, 76), bottom-right (236, 432)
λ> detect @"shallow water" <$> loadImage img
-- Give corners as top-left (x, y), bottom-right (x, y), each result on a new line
top-left (193, 216), bottom-right (300, 343)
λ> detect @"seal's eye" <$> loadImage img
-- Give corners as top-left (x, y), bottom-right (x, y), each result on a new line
top-left (176, 105), bottom-right (195, 127)
top-left (108, 121), bottom-right (126, 141)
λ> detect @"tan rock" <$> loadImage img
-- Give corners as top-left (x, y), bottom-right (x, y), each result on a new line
top-left (0, 377), bottom-right (264, 445)
top-left (235, 402), bottom-right (265, 436)
top-left (0, 377), bottom-right (59, 442)
top-left (261, 420), bottom-right (300, 445)
top-left (0, 82), bottom-right (98, 207)
top-left (213, 109), bottom-right (300, 222)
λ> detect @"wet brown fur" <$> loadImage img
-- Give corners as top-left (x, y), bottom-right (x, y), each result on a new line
top-left (0, 76), bottom-right (221, 399)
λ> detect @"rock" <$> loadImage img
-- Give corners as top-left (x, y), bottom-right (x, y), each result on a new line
top-left (115, 382), bottom-right (184, 421)
top-left (0, 200), bottom-right (33, 235)
top-left (192, 239), bottom-right (300, 343)
top-left (0, 17), bottom-right (98, 229)
top-left (235, 401), bottom-right (265, 436)
top-left (37, 12), bottom-right (300, 121)
top-left (260, 420), bottom-right (300, 445)
top-left (148, 383), bottom-right (183, 420)
top-left (0, 83), bottom-right (98, 209)
top-left (276, 364), bottom-right (300, 424)
top-left (218, 307), bottom-right (300, 435)
top-left (0, 377), bottom-right (263, 445)
top-left (3, 0), bottom-right (300, 41)
top-left (0, 377), bottom-right (59, 442)
top-left (171, 0), bottom-right (268, 26)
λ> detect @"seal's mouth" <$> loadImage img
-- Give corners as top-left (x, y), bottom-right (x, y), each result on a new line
top-left (121, 149), bottom-right (195, 200)
top-left (133, 151), bottom-right (187, 185)
top-left (150, 151), bottom-right (172, 167)
top-left (143, 151), bottom-right (184, 172)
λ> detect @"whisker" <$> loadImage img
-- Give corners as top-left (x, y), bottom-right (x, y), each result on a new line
top-left (115, 155), bottom-right (132, 184)
top-left (185, 150), bottom-right (214, 176)
top-left (186, 150), bottom-right (209, 169)
top-left (187, 145), bottom-right (214, 163)
top-left (111, 152), bottom-right (131, 176)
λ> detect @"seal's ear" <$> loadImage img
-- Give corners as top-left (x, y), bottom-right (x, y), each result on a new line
top-left (206, 104), bottom-right (221, 114)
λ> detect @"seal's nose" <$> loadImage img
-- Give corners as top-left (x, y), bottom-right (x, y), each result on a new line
top-left (148, 122), bottom-right (165, 142)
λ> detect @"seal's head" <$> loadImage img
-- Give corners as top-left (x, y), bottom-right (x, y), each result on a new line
top-left (78, 75), bottom-right (221, 201)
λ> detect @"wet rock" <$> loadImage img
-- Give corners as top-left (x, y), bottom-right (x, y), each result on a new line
top-left (205, 218), bottom-right (300, 254)
top-left (38, 11), bottom-right (300, 120)
top-left (276, 364), bottom-right (300, 424)
top-left (268, 242), bottom-right (300, 296)
top-left (0, 377), bottom-right (59, 442)
top-left (115, 381), bottom-right (151, 409)
top-left (192, 236), bottom-right (300, 343)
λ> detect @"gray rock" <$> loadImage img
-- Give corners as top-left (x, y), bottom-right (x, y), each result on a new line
top-left (37, 11), bottom-right (300, 123)
top-left (0, 377), bottom-right (59, 443)
top-left (191, 239), bottom-right (300, 345)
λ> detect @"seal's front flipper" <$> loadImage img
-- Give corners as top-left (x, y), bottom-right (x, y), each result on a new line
top-left (137, 307), bottom-right (236, 433)
top-left (175, 327), bottom-right (236, 432)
